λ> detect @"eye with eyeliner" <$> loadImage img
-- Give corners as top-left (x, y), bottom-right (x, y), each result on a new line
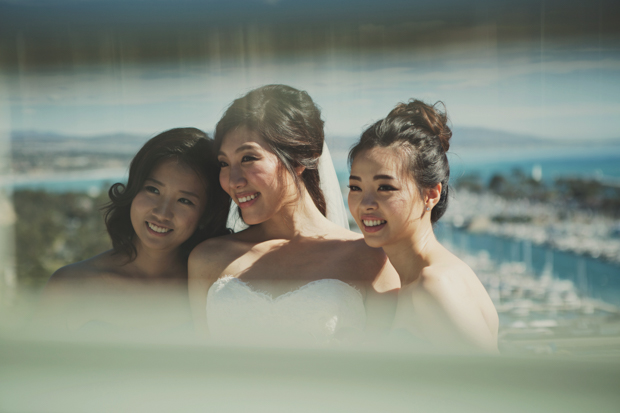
top-left (378, 184), bottom-right (397, 191)
top-left (145, 185), bottom-right (159, 194)
top-left (241, 154), bottom-right (259, 162)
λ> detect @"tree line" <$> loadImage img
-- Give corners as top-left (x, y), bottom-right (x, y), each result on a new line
top-left (455, 169), bottom-right (620, 219)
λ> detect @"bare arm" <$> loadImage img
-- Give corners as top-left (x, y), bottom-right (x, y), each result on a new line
top-left (363, 251), bottom-right (400, 336)
top-left (32, 265), bottom-right (88, 332)
top-left (402, 269), bottom-right (498, 353)
top-left (187, 240), bottom-right (222, 339)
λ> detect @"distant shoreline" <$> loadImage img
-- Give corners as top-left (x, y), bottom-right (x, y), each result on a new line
top-left (1, 167), bottom-right (127, 187)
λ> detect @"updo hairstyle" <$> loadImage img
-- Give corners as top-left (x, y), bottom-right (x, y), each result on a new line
top-left (349, 99), bottom-right (452, 223)
top-left (214, 84), bottom-right (327, 216)
top-left (104, 127), bottom-right (231, 261)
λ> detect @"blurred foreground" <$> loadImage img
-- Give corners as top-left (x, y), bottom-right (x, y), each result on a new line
top-left (1, 331), bottom-right (619, 413)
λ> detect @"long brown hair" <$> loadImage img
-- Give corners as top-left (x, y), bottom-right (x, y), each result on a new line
top-left (103, 128), bottom-right (230, 260)
top-left (214, 84), bottom-right (327, 217)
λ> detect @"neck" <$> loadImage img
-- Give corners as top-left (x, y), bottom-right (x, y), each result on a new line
top-left (382, 219), bottom-right (438, 286)
top-left (257, 186), bottom-right (332, 240)
top-left (127, 240), bottom-right (186, 279)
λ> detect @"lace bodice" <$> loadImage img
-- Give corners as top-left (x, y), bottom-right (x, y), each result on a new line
top-left (207, 276), bottom-right (366, 345)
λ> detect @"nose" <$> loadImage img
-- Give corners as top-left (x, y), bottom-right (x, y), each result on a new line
top-left (360, 191), bottom-right (378, 211)
top-left (227, 164), bottom-right (247, 190)
top-left (152, 197), bottom-right (174, 221)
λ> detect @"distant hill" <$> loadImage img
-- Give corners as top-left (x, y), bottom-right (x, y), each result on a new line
top-left (11, 131), bottom-right (149, 154)
top-left (12, 127), bottom-right (620, 156)
top-left (450, 127), bottom-right (546, 148)
top-left (326, 126), bottom-right (620, 154)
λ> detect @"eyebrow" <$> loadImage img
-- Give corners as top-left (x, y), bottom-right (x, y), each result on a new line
top-left (145, 178), bottom-right (201, 198)
top-left (218, 143), bottom-right (260, 156)
top-left (348, 174), bottom-right (395, 181)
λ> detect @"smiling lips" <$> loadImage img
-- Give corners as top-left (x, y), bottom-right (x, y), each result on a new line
top-left (237, 192), bottom-right (259, 207)
top-left (146, 221), bottom-right (172, 235)
top-left (361, 217), bottom-right (387, 233)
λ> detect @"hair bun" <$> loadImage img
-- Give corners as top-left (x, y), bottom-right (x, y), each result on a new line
top-left (389, 99), bottom-right (451, 153)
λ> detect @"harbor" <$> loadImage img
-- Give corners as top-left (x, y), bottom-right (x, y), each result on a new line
top-left (435, 190), bottom-right (620, 356)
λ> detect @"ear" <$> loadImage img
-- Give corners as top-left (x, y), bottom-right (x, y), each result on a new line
top-left (424, 183), bottom-right (442, 210)
top-left (294, 165), bottom-right (306, 176)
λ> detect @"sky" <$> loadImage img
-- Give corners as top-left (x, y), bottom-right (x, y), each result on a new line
top-left (5, 42), bottom-right (620, 142)
top-left (2, 1), bottom-right (620, 142)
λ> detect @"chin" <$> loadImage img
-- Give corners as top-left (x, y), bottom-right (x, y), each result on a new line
top-left (363, 236), bottom-right (387, 249)
top-left (358, 230), bottom-right (388, 248)
top-left (239, 212), bottom-right (265, 226)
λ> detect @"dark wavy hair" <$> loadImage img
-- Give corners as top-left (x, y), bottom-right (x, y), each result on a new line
top-left (349, 99), bottom-right (452, 223)
top-left (103, 127), bottom-right (230, 261)
top-left (214, 84), bottom-right (327, 218)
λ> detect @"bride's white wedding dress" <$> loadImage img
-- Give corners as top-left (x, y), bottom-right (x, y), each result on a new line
top-left (207, 276), bottom-right (366, 345)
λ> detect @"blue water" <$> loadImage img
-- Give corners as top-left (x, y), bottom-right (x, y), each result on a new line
top-left (9, 143), bottom-right (620, 193)
top-left (13, 178), bottom-right (123, 194)
top-left (449, 153), bottom-right (620, 184)
top-left (435, 224), bottom-right (620, 307)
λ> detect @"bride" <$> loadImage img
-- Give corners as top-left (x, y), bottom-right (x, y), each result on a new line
top-left (188, 85), bottom-right (400, 344)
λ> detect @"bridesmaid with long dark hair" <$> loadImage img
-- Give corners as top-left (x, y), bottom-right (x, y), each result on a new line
top-left (37, 128), bottom-right (229, 334)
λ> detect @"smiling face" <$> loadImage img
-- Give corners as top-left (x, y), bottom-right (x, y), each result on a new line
top-left (130, 158), bottom-right (207, 254)
top-left (217, 126), bottom-right (298, 225)
top-left (348, 145), bottom-right (427, 248)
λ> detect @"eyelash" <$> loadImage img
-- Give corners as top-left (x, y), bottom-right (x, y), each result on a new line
top-left (347, 184), bottom-right (397, 191)
top-left (378, 185), bottom-right (397, 191)
top-left (145, 186), bottom-right (195, 206)
top-left (218, 155), bottom-right (258, 167)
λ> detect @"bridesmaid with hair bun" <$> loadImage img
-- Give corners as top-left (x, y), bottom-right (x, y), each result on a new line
top-left (348, 100), bottom-right (499, 353)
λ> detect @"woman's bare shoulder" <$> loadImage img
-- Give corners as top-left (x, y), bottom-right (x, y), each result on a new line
top-left (42, 251), bottom-right (125, 297)
top-left (417, 254), bottom-right (475, 295)
top-left (191, 232), bottom-right (254, 260)
top-left (329, 230), bottom-right (400, 292)
top-left (189, 232), bottom-right (256, 279)
top-left (404, 250), bottom-right (498, 352)
top-left (48, 251), bottom-right (120, 285)
top-left (410, 246), bottom-right (493, 316)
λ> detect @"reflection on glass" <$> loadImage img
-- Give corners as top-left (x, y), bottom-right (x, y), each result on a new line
top-left (1, 0), bottom-right (619, 357)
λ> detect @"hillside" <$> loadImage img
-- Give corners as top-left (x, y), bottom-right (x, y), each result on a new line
top-left (326, 127), bottom-right (620, 155)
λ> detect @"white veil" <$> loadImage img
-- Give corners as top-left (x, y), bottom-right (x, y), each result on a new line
top-left (317, 141), bottom-right (350, 229)
top-left (226, 141), bottom-right (350, 231)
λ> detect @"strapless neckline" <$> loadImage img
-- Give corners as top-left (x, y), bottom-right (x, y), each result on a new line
top-left (216, 276), bottom-right (363, 303)
top-left (207, 275), bottom-right (367, 345)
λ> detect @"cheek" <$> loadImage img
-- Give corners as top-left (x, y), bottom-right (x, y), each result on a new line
top-left (254, 164), bottom-right (280, 188)
top-left (253, 164), bottom-right (287, 199)
top-left (179, 208), bottom-right (202, 231)
top-left (129, 196), bottom-right (147, 232)
top-left (386, 196), bottom-right (413, 221)
top-left (130, 194), bottom-right (148, 217)
top-left (219, 170), bottom-right (230, 193)
top-left (347, 192), bottom-right (360, 212)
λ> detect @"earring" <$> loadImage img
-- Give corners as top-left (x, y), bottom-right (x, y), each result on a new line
top-left (426, 206), bottom-right (430, 211)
